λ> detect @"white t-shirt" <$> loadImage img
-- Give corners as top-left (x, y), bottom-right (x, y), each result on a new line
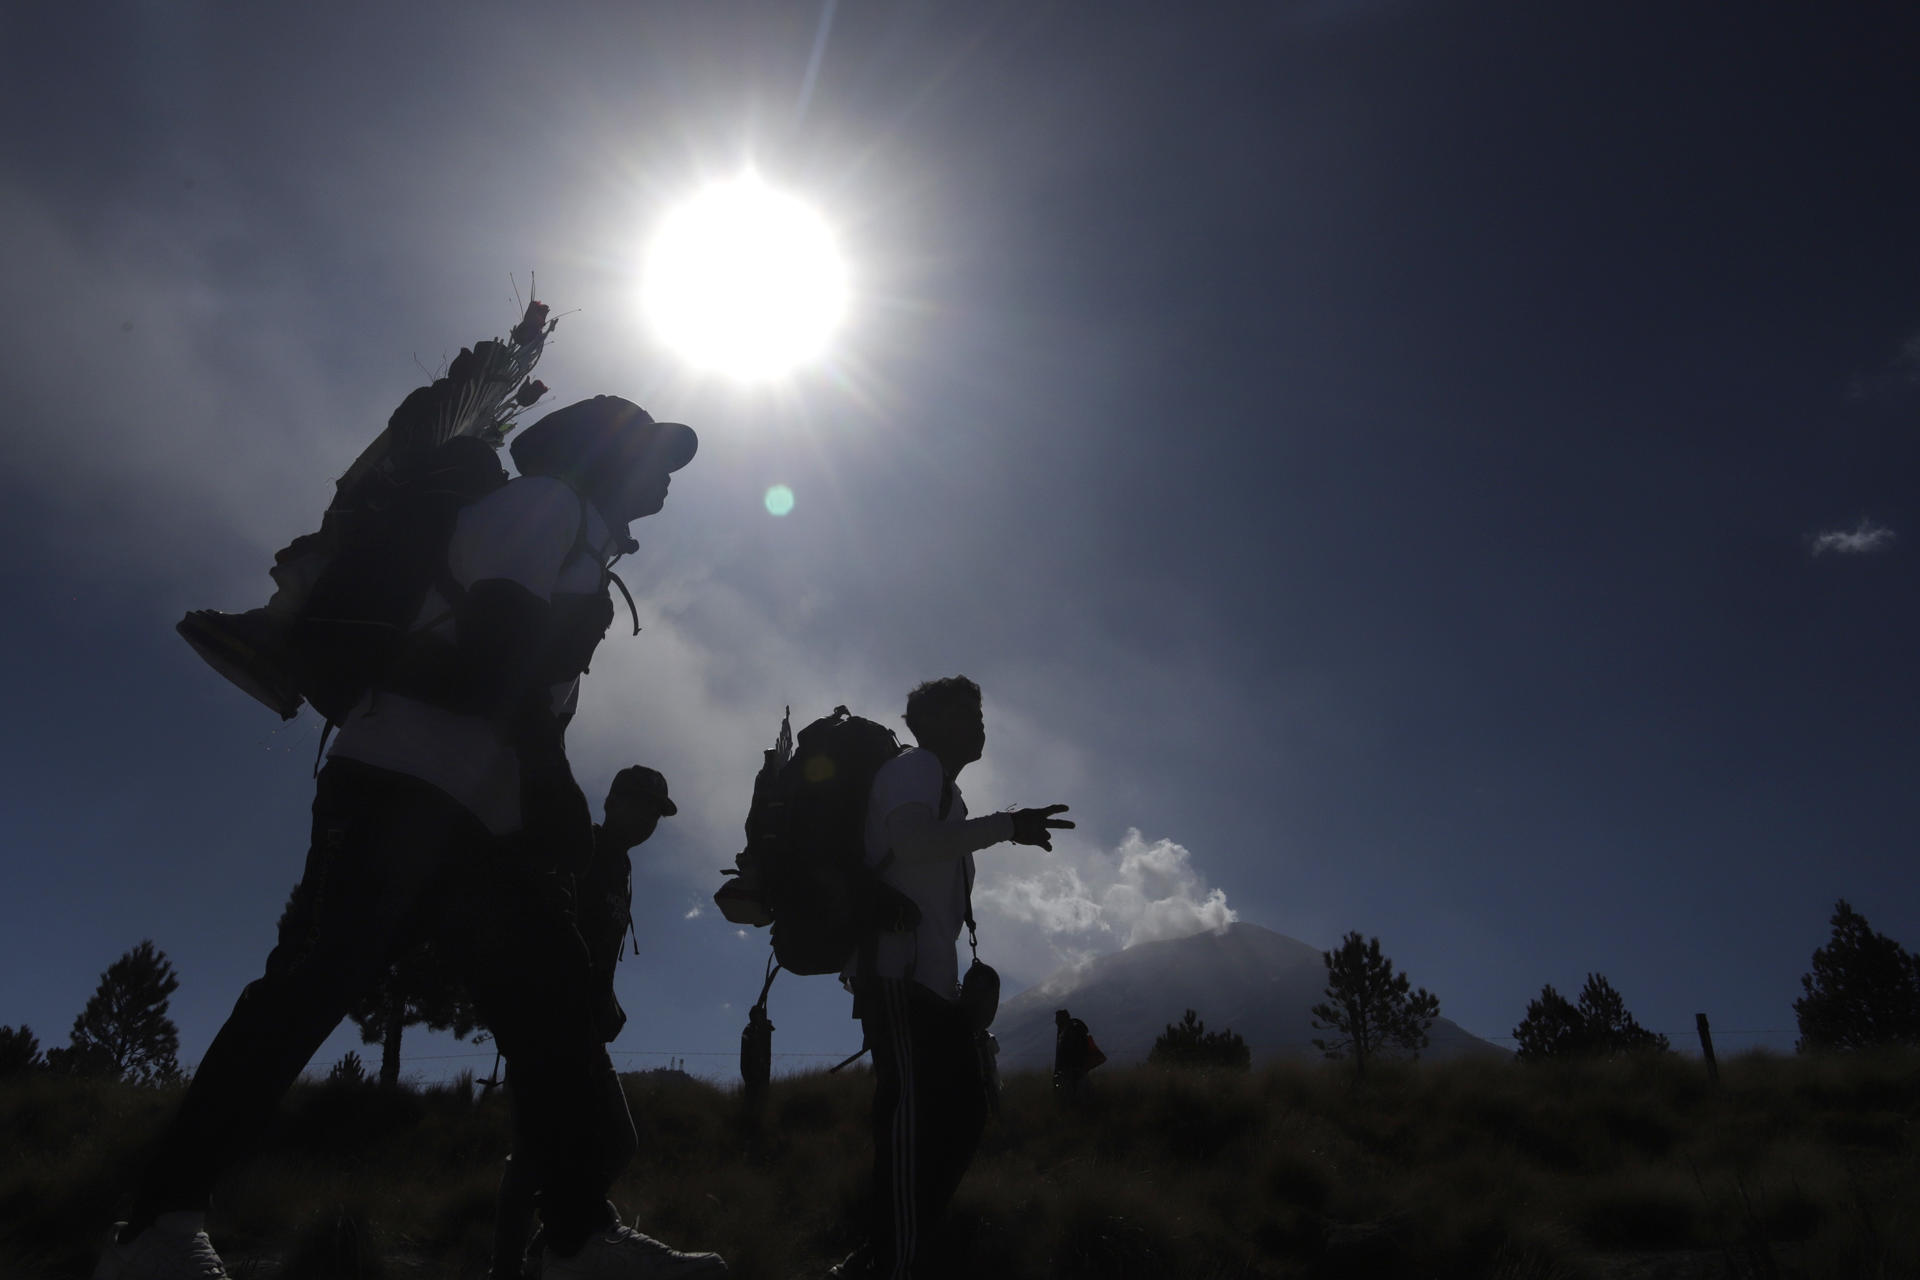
top-left (858, 746), bottom-right (1014, 1001)
top-left (327, 474), bottom-right (622, 835)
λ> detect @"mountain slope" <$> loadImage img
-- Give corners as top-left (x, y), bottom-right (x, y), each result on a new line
top-left (991, 922), bottom-right (1504, 1074)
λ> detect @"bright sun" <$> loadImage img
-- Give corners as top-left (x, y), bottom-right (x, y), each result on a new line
top-left (642, 175), bottom-right (849, 381)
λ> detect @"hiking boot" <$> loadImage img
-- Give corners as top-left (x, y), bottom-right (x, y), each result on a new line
top-left (92, 1214), bottom-right (230, 1280)
top-left (544, 1223), bottom-right (726, 1280)
top-left (176, 608), bottom-right (304, 719)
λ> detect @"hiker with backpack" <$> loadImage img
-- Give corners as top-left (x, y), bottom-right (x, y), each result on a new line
top-left (1052, 1008), bottom-right (1105, 1103)
top-left (97, 395), bottom-right (728, 1280)
top-left (489, 764), bottom-right (682, 1280)
top-left (830, 676), bottom-right (1073, 1280)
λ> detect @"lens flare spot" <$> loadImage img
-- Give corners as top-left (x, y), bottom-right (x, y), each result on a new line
top-left (764, 484), bottom-right (795, 516)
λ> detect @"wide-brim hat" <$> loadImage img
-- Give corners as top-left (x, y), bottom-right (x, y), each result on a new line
top-left (610, 764), bottom-right (677, 816)
top-left (509, 395), bottom-right (697, 485)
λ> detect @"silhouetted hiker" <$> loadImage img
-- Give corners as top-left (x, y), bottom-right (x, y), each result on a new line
top-left (1052, 1008), bottom-right (1104, 1102)
top-left (490, 765), bottom-right (682, 1280)
top-left (96, 398), bottom-right (727, 1280)
top-left (829, 676), bottom-right (1073, 1280)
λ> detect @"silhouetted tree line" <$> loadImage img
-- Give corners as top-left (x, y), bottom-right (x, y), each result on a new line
top-left (8, 898), bottom-right (1917, 1093)
top-left (1512, 974), bottom-right (1669, 1062)
top-left (0, 930), bottom-right (477, 1091)
top-left (0, 940), bottom-right (182, 1084)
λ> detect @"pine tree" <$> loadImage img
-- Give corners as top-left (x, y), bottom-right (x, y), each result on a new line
top-left (49, 940), bottom-right (182, 1085)
top-left (1513, 984), bottom-right (1586, 1062)
top-left (1514, 974), bottom-right (1668, 1061)
top-left (1149, 1008), bottom-right (1252, 1070)
top-left (1310, 932), bottom-right (1440, 1076)
top-left (347, 942), bottom-right (480, 1088)
top-left (0, 1025), bottom-right (42, 1076)
top-left (1574, 974), bottom-right (1669, 1055)
top-left (1794, 900), bottom-right (1920, 1052)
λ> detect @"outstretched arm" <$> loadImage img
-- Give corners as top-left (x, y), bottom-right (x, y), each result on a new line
top-left (884, 802), bottom-right (1075, 863)
top-left (883, 803), bottom-right (1015, 866)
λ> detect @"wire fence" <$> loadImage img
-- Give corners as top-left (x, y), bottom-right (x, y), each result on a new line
top-left (391, 1025), bottom-right (1804, 1064)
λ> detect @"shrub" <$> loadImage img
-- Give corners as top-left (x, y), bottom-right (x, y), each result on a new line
top-left (326, 1051), bottom-right (370, 1088)
top-left (0, 1026), bottom-right (41, 1077)
top-left (1147, 1008), bottom-right (1250, 1071)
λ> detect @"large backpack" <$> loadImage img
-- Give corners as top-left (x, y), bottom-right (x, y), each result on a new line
top-left (177, 298), bottom-right (557, 723)
top-left (282, 435), bottom-right (509, 723)
top-left (714, 706), bottom-right (917, 976)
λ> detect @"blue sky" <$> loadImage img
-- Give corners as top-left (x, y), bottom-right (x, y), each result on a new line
top-left (4, 1), bottom-right (1919, 1082)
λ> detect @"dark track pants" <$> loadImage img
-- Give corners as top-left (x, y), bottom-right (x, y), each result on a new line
top-left (860, 979), bottom-right (987, 1280)
top-left (129, 759), bottom-right (622, 1255)
top-left (491, 1054), bottom-right (637, 1278)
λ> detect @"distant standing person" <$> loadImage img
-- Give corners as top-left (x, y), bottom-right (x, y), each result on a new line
top-left (1052, 1008), bottom-right (1100, 1101)
top-left (95, 398), bottom-right (725, 1280)
top-left (831, 676), bottom-right (1073, 1280)
top-left (489, 765), bottom-right (684, 1280)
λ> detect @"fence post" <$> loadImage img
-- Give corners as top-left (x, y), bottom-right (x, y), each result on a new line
top-left (1695, 1012), bottom-right (1719, 1084)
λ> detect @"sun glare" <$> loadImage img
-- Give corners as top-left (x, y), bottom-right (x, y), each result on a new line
top-left (643, 175), bottom-right (849, 381)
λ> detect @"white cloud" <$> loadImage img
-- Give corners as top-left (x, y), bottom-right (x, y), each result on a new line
top-left (1811, 519), bottom-right (1896, 556)
top-left (973, 828), bottom-right (1237, 986)
top-left (683, 905), bottom-right (702, 920)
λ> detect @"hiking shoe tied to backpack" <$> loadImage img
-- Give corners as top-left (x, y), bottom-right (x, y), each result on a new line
top-left (176, 608), bottom-right (304, 720)
top-left (93, 1213), bottom-right (230, 1280)
top-left (545, 1223), bottom-right (727, 1280)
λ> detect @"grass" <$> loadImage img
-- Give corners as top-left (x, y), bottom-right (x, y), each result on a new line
top-left (1, 1049), bottom-right (1916, 1278)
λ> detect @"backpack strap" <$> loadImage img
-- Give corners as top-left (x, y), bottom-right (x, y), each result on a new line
top-left (312, 718), bottom-right (337, 780)
top-left (754, 951), bottom-right (780, 1015)
top-left (606, 568), bottom-right (640, 636)
top-left (575, 494), bottom-right (642, 636)
top-left (963, 857), bottom-right (979, 963)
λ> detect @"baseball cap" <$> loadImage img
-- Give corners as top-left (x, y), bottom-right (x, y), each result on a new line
top-left (610, 765), bottom-right (678, 816)
top-left (508, 395), bottom-right (697, 486)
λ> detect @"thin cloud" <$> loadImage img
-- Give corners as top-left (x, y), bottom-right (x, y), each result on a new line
top-left (1897, 330), bottom-right (1920, 380)
top-left (1845, 328), bottom-right (1920, 401)
top-left (1811, 520), bottom-right (1896, 557)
